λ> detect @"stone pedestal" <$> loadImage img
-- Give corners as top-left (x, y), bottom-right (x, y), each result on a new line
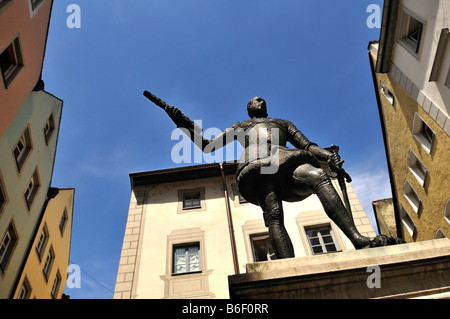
top-left (228, 238), bottom-right (450, 299)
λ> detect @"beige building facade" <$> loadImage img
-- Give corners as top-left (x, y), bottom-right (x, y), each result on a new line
top-left (114, 162), bottom-right (376, 299)
top-left (369, 0), bottom-right (450, 242)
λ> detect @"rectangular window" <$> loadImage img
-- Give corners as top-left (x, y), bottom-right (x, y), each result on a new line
top-left (400, 205), bottom-right (416, 238)
top-left (17, 278), bottom-right (32, 299)
top-left (59, 209), bottom-right (68, 236)
top-left (0, 0), bottom-right (12, 12)
top-left (24, 169), bottom-right (40, 210)
top-left (250, 233), bottom-right (276, 262)
top-left (404, 180), bottom-right (421, 214)
top-left (36, 225), bottom-right (49, 260)
top-left (30, 0), bottom-right (45, 11)
top-left (412, 113), bottom-right (435, 154)
top-left (446, 67), bottom-right (450, 89)
top-left (173, 243), bottom-right (201, 274)
top-left (0, 37), bottom-right (23, 88)
top-left (13, 126), bottom-right (33, 172)
top-left (397, 7), bottom-right (424, 57)
top-left (183, 192), bottom-right (201, 209)
top-left (0, 222), bottom-right (18, 272)
top-left (51, 270), bottom-right (61, 299)
top-left (42, 246), bottom-right (54, 280)
top-left (407, 150), bottom-right (427, 186)
top-left (380, 81), bottom-right (395, 105)
top-left (0, 179), bottom-right (6, 214)
top-left (43, 114), bottom-right (55, 145)
top-left (305, 225), bottom-right (339, 255)
top-left (429, 28), bottom-right (449, 82)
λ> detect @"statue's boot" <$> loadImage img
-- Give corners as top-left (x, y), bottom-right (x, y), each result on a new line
top-left (314, 179), bottom-right (405, 249)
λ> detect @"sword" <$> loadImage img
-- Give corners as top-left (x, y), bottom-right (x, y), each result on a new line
top-left (328, 145), bottom-right (353, 219)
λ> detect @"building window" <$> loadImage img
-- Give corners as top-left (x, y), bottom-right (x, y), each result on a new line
top-left (407, 150), bottom-right (427, 187)
top-left (0, 37), bottom-right (23, 88)
top-left (0, 222), bottom-right (18, 273)
top-left (59, 209), bottom-right (68, 236)
top-left (42, 246), bottom-right (54, 280)
top-left (13, 126), bottom-right (33, 172)
top-left (51, 270), bottom-right (61, 299)
top-left (24, 169), bottom-right (40, 210)
top-left (17, 278), bottom-right (32, 299)
top-left (0, 177), bottom-right (6, 215)
top-left (380, 81), bottom-right (395, 105)
top-left (250, 233), bottom-right (276, 262)
top-left (177, 187), bottom-right (205, 212)
top-left (397, 7), bottom-right (424, 57)
top-left (43, 114), bottom-right (55, 145)
top-left (305, 225), bottom-right (339, 254)
top-left (0, 0), bottom-right (12, 12)
top-left (30, 0), bottom-right (45, 11)
top-left (404, 180), bottom-right (421, 214)
top-left (173, 243), bottom-right (201, 275)
top-left (446, 67), bottom-right (450, 89)
top-left (429, 28), bottom-right (450, 82)
top-left (444, 199), bottom-right (450, 226)
top-left (183, 192), bottom-right (201, 210)
top-left (435, 228), bottom-right (446, 239)
top-left (400, 205), bottom-right (416, 238)
top-left (412, 113), bottom-right (435, 154)
top-left (35, 224), bottom-right (49, 260)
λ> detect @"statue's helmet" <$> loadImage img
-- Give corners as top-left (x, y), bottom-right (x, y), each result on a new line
top-left (247, 97), bottom-right (268, 118)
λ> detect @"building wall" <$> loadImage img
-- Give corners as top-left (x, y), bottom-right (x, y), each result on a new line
top-left (12, 188), bottom-right (74, 299)
top-left (392, 0), bottom-right (450, 116)
top-left (0, 0), bottom-right (54, 137)
top-left (114, 165), bottom-right (375, 299)
top-left (369, 0), bottom-right (450, 242)
top-left (0, 90), bottom-right (62, 298)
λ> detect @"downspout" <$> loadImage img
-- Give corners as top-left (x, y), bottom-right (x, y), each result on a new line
top-left (218, 162), bottom-right (239, 275)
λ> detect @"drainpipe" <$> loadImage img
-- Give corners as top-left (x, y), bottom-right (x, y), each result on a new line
top-left (219, 162), bottom-right (240, 275)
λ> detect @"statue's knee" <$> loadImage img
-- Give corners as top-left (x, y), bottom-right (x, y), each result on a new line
top-left (294, 165), bottom-right (329, 189)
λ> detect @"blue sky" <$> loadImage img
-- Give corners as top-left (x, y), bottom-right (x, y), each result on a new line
top-left (43, 0), bottom-right (387, 298)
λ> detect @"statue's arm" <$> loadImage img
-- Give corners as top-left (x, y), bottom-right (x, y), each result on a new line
top-left (287, 121), bottom-right (335, 162)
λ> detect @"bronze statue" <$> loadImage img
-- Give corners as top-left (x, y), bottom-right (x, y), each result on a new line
top-left (144, 91), bottom-right (405, 259)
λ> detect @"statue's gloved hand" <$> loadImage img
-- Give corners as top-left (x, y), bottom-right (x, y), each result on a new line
top-left (327, 152), bottom-right (344, 172)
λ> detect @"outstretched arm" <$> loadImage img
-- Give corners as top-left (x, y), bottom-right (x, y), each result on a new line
top-left (143, 91), bottom-right (237, 153)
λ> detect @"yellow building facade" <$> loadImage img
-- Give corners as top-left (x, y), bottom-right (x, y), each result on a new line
top-left (114, 162), bottom-right (376, 299)
top-left (12, 188), bottom-right (74, 299)
top-left (369, 0), bottom-right (450, 242)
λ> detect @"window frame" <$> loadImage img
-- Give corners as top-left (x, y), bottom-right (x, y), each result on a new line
top-left (404, 179), bottom-right (422, 214)
top-left (305, 224), bottom-right (340, 255)
top-left (24, 169), bottom-right (40, 211)
top-left (59, 209), bottom-right (68, 236)
top-left (412, 113), bottom-right (435, 154)
top-left (17, 277), bottom-right (32, 299)
top-left (35, 224), bottom-right (49, 261)
top-left (0, 221), bottom-right (18, 273)
top-left (177, 187), bottom-right (206, 213)
top-left (51, 270), bottom-right (61, 299)
top-left (400, 205), bottom-right (416, 238)
top-left (0, 36), bottom-right (24, 88)
top-left (250, 233), bottom-right (276, 262)
top-left (43, 113), bottom-right (55, 145)
top-left (407, 150), bottom-right (427, 187)
top-left (397, 6), bottom-right (425, 58)
top-left (42, 246), bottom-right (54, 281)
top-left (0, 174), bottom-right (6, 216)
top-left (172, 242), bottom-right (201, 275)
top-left (13, 125), bottom-right (33, 173)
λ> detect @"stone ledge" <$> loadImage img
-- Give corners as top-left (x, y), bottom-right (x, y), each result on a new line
top-left (228, 239), bottom-right (450, 299)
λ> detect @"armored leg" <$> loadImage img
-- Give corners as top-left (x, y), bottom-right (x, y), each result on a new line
top-left (292, 164), bottom-right (372, 249)
top-left (256, 184), bottom-right (295, 259)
